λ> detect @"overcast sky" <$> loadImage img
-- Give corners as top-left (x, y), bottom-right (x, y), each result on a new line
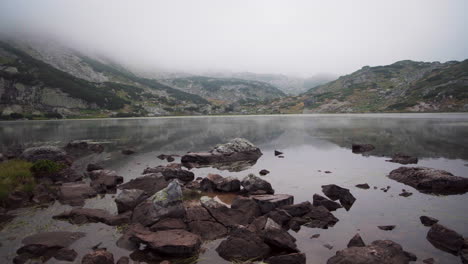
top-left (1, 0), bottom-right (467, 76)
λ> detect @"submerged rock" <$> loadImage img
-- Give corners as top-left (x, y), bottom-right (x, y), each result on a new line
top-left (321, 184), bottom-right (356, 210)
top-left (216, 227), bottom-right (271, 261)
top-left (327, 240), bottom-right (416, 264)
top-left (313, 194), bottom-right (342, 211)
top-left (54, 208), bottom-right (131, 226)
top-left (378, 225), bottom-right (396, 231)
top-left (387, 153), bottom-right (418, 165)
top-left (181, 138), bottom-right (262, 165)
top-left (351, 144), bottom-right (375, 153)
top-left (82, 249), bottom-right (114, 264)
top-left (355, 183), bottom-right (370, 189)
top-left (420, 216), bottom-right (439, 226)
top-left (426, 224), bottom-right (464, 254)
top-left (388, 167), bottom-right (468, 194)
top-left (347, 234), bottom-right (366, 248)
top-left (241, 174), bottom-right (274, 194)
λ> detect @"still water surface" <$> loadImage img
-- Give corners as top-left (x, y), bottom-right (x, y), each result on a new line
top-left (0, 114), bottom-right (467, 263)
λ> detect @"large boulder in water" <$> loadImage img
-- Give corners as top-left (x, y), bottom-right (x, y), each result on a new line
top-left (181, 138), bottom-right (262, 165)
top-left (321, 184), bottom-right (356, 211)
top-left (388, 167), bottom-right (468, 194)
top-left (241, 174), bottom-right (274, 194)
top-left (216, 227), bottom-right (271, 261)
top-left (20, 146), bottom-right (72, 165)
top-left (132, 180), bottom-right (185, 226)
top-left (426, 224), bottom-right (465, 254)
top-left (327, 240), bottom-right (417, 264)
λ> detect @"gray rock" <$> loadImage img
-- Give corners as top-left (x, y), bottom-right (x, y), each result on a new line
top-left (252, 194), bottom-right (294, 214)
top-left (347, 233), bottom-right (366, 248)
top-left (131, 229), bottom-right (201, 256)
top-left (216, 227), bottom-right (271, 261)
top-left (143, 166), bottom-right (194, 182)
top-left (322, 184), bottom-right (356, 211)
top-left (20, 146), bottom-right (71, 164)
top-left (426, 224), bottom-right (464, 254)
top-left (327, 240), bottom-right (417, 264)
top-left (118, 173), bottom-right (169, 196)
top-left (420, 216), bottom-right (439, 226)
top-left (185, 205), bottom-right (228, 240)
top-left (313, 194), bottom-right (342, 211)
top-left (388, 167), bottom-right (468, 194)
top-left (266, 253), bottom-right (306, 264)
top-left (81, 249), bottom-right (114, 264)
top-left (241, 174), bottom-right (274, 194)
top-left (53, 208), bottom-right (131, 226)
top-left (352, 144), bottom-right (375, 153)
top-left (115, 189), bottom-right (146, 214)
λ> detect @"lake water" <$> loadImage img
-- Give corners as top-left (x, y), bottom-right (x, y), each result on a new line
top-left (0, 113), bottom-right (467, 263)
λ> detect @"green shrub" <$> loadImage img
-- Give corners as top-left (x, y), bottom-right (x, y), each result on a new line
top-left (30, 160), bottom-right (65, 176)
top-left (0, 160), bottom-right (34, 201)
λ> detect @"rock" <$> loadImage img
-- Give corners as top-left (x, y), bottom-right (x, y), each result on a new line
top-left (324, 171), bottom-right (332, 174)
top-left (31, 183), bottom-right (57, 204)
top-left (181, 138), bottom-right (262, 165)
top-left (426, 224), bottom-right (464, 254)
top-left (131, 229), bottom-right (201, 256)
top-left (166, 156), bottom-right (175, 162)
top-left (143, 166), bottom-right (195, 182)
top-left (280, 201), bottom-right (313, 217)
top-left (262, 218), bottom-right (298, 252)
top-left (82, 249), bottom-right (114, 264)
top-left (388, 167), bottom-right (468, 194)
top-left (89, 169), bottom-right (123, 193)
top-left (54, 248), bottom-right (77, 261)
top-left (216, 227), bottom-right (271, 261)
top-left (241, 174), bottom-right (274, 194)
top-left (116, 224), bottom-right (147, 251)
top-left (347, 233), bottom-right (366, 248)
top-left (200, 174), bottom-right (223, 192)
top-left (5, 191), bottom-right (31, 209)
top-left (387, 153), bottom-right (418, 165)
top-left (423, 258), bottom-right (435, 264)
top-left (303, 205), bottom-right (339, 229)
top-left (288, 217), bottom-right (310, 232)
top-left (17, 231), bottom-right (85, 261)
top-left (378, 225), bottom-right (396, 231)
top-left (311, 234), bottom-right (320, 239)
top-left (231, 196), bottom-right (262, 219)
top-left (185, 205), bottom-right (228, 240)
top-left (324, 244), bottom-right (334, 250)
top-left (399, 190), bottom-right (413, 197)
top-left (355, 183), bottom-right (370, 189)
top-left (259, 169), bottom-right (270, 175)
top-left (321, 184), bottom-right (356, 211)
top-left (150, 218), bottom-right (187, 231)
top-left (54, 208), bottom-right (131, 226)
top-left (20, 146), bottom-right (72, 164)
top-left (266, 253), bottom-right (306, 264)
top-left (121, 149), bottom-right (135, 155)
top-left (352, 144), bottom-right (375, 153)
top-left (52, 167), bottom-right (83, 183)
top-left (216, 176), bottom-right (241, 192)
top-left (278, 155), bottom-right (284, 158)
top-left (200, 196), bottom-right (253, 227)
top-left (58, 182), bottom-right (97, 206)
top-left (327, 240), bottom-right (416, 264)
top-left (132, 180), bottom-right (185, 226)
top-left (119, 173), bottom-right (169, 196)
top-left (116, 256), bottom-right (130, 264)
top-left (65, 140), bottom-right (104, 155)
top-left (274, 150), bottom-right (283, 156)
top-left (115, 189), bottom-right (147, 214)
top-left (86, 163), bottom-right (103, 172)
top-left (252, 194), bottom-right (294, 214)
top-left (313, 194), bottom-right (342, 211)
top-left (461, 248), bottom-right (468, 264)
top-left (265, 209), bottom-right (293, 228)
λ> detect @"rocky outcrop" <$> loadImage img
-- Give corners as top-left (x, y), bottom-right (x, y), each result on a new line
top-left (388, 167), bottom-right (468, 194)
top-left (327, 240), bottom-right (416, 264)
top-left (241, 174), bottom-right (274, 194)
top-left (321, 184), bottom-right (356, 210)
top-left (181, 138), bottom-right (262, 165)
top-left (387, 153), bottom-right (418, 164)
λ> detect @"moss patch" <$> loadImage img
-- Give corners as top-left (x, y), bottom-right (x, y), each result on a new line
top-left (0, 160), bottom-right (34, 201)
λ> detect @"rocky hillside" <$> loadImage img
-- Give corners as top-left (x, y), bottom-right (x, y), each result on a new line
top-left (163, 76), bottom-right (285, 104)
top-left (0, 40), bottom-right (216, 119)
top-left (243, 60), bottom-right (468, 114)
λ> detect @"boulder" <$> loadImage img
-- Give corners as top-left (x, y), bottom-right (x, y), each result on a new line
top-left (262, 218), bottom-right (298, 252)
top-left (185, 205), bottom-right (228, 240)
top-left (132, 180), bottom-right (185, 226)
top-left (321, 184), bottom-right (356, 210)
top-left (54, 248), bottom-right (77, 261)
top-left (200, 174), bottom-right (223, 192)
top-left (426, 224), bottom-right (464, 254)
top-left (347, 233), bottom-right (366, 248)
top-left (131, 229), bottom-right (201, 256)
top-left (303, 205), bottom-right (339, 229)
top-left (82, 249), bottom-right (114, 264)
top-left (231, 196), bottom-right (262, 219)
top-left (200, 196), bottom-right (253, 227)
top-left (65, 140), bottom-right (104, 155)
top-left (387, 153), bottom-right (418, 165)
top-left (355, 183), bottom-right (370, 189)
top-left (89, 169), bottom-right (123, 193)
top-left (119, 173), bottom-right (169, 196)
top-left (252, 194), bottom-right (294, 214)
top-left (143, 166), bottom-right (194, 182)
top-left (115, 189), bottom-right (147, 214)
top-left (266, 253), bottom-right (306, 264)
top-left (216, 227), bottom-right (271, 261)
top-left (181, 138), bottom-right (262, 165)
top-left (241, 174), bottom-right (275, 194)
top-left (216, 176), bottom-right (241, 192)
top-left (327, 240), bottom-right (416, 264)
top-left (388, 167), bottom-right (468, 194)
top-left (420, 216), bottom-right (439, 227)
top-left (58, 182), bottom-right (97, 206)
top-left (259, 169), bottom-right (270, 175)
top-left (16, 231), bottom-right (85, 261)
top-left (54, 208), bottom-right (131, 226)
top-left (20, 146), bottom-right (72, 164)
top-left (313, 194), bottom-right (342, 211)
top-left (279, 201), bottom-right (313, 217)
top-left (150, 218), bottom-right (187, 231)
top-left (351, 144), bottom-right (375, 153)
top-left (86, 163), bottom-right (103, 172)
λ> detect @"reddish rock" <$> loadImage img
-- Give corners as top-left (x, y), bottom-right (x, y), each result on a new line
top-left (82, 249), bottom-right (114, 264)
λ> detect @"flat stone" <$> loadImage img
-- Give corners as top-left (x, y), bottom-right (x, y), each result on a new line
top-left (200, 196), bottom-right (253, 227)
top-left (252, 194), bottom-right (294, 214)
top-left (131, 229), bottom-right (201, 256)
top-left (150, 218), bottom-right (187, 231)
top-left (58, 183), bottom-right (97, 206)
top-left (53, 208), bottom-right (131, 226)
top-left (119, 173), bottom-right (169, 196)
